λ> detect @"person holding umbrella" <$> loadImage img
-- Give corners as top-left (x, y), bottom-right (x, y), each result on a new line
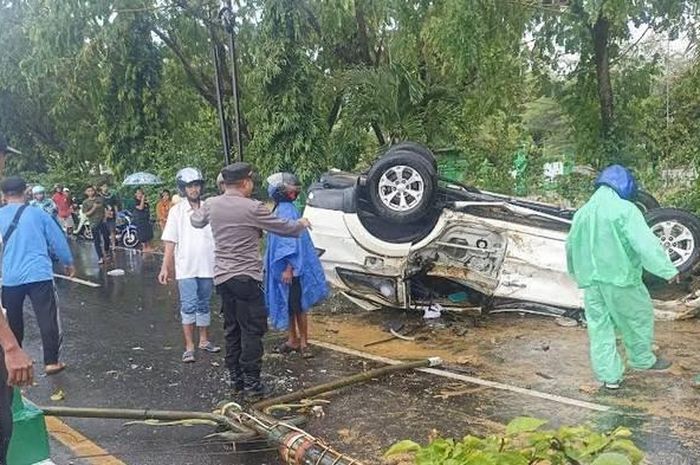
top-left (123, 172), bottom-right (162, 253)
top-left (133, 188), bottom-right (154, 253)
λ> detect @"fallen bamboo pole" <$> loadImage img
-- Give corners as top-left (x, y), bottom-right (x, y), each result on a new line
top-left (254, 357), bottom-right (441, 411)
top-left (236, 358), bottom-right (442, 465)
top-left (39, 358), bottom-right (442, 465)
top-left (39, 406), bottom-right (257, 438)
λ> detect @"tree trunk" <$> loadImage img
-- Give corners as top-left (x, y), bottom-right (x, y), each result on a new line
top-left (371, 121), bottom-right (386, 146)
top-left (591, 14), bottom-right (614, 142)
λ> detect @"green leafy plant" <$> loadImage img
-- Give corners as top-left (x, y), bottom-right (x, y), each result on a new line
top-left (385, 417), bottom-right (642, 465)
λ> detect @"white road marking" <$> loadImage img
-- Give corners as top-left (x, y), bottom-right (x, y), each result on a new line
top-left (53, 274), bottom-right (101, 288)
top-left (309, 339), bottom-right (612, 413)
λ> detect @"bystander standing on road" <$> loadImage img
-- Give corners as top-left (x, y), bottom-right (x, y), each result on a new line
top-left (133, 188), bottom-right (154, 253)
top-left (191, 162), bottom-right (310, 400)
top-left (52, 185), bottom-right (74, 234)
top-left (100, 182), bottom-right (121, 249)
top-left (0, 138), bottom-right (35, 465)
top-left (156, 189), bottom-right (172, 231)
top-left (265, 173), bottom-right (328, 358)
top-left (566, 165), bottom-right (679, 390)
top-left (83, 185), bottom-right (111, 264)
top-left (29, 185), bottom-right (58, 218)
top-left (0, 176), bottom-right (74, 376)
top-left (158, 168), bottom-right (220, 363)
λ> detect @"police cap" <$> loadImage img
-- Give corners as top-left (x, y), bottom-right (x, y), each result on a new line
top-left (0, 176), bottom-right (27, 195)
top-left (221, 162), bottom-right (255, 184)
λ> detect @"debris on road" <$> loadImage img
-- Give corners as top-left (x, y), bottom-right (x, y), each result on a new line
top-left (433, 385), bottom-right (488, 400)
top-left (39, 358), bottom-right (441, 465)
top-left (50, 390), bottom-right (65, 402)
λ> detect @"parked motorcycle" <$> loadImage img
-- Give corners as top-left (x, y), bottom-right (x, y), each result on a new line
top-left (72, 207), bottom-right (93, 241)
top-left (73, 207), bottom-right (139, 248)
top-left (116, 210), bottom-right (139, 248)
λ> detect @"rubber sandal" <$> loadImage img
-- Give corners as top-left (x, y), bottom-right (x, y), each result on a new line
top-left (199, 342), bottom-right (221, 354)
top-left (45, 363), bottom-right (66, 376)
top-left (182, 351), bottom-right (195, 363)
top-left (275, 342), bottom-right (299, 354)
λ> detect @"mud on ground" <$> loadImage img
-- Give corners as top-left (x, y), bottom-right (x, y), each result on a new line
top-left (308, 293), bottom-right (700, 464)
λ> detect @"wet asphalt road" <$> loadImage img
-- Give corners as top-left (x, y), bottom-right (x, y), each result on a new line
top-left (11, 240), bottom-right (700, 465)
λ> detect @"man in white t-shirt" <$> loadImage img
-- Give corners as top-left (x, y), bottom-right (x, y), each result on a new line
top-left (158, 168), bottom-right (220, 363)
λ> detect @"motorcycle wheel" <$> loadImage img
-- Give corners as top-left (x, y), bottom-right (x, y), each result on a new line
top-left (81, 227), bottom-right (93, 241)
top-left (122, 229), bottom-right (140, 248)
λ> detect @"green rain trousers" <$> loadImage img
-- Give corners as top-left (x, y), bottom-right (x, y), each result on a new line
top-left (584, 283), bottom-right (656, 383)
top-left (567, 186), bottom-right (678, 384)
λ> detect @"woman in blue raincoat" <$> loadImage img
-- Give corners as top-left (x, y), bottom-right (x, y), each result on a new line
top-left (264, 173), bottom-right (328, 357)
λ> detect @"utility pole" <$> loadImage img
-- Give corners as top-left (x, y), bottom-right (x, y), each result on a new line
top-left (219, 1), bottom-right (244, 162)
top-left (212, 41), bottom-right (231, 165)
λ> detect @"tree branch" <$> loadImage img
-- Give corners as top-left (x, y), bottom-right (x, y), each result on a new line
top-left (327, 94), bottom-right (343, 131)
top-left (371, 121), bottom-right (386, 146)
top-left (152, 27), bottom-right (218, 107)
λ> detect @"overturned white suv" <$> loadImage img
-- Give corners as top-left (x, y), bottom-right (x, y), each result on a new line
top-left (304, 142), bottom-right (700, 321)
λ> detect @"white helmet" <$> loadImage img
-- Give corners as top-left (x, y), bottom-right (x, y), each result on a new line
top-left (175, 167), bottom-right (204, 195)
top-left (32, 185), bottom-right (46, 195)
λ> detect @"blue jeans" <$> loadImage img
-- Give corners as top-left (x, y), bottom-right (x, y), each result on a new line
top-left (177, 278), bottom-right (214, 326)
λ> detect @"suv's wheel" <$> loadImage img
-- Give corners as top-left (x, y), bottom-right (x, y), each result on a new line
top-left (366, 152), bottom-right (436, 224)
top-left (386, 142), bottom-right (437, 170)
top-left (634, 190), bottom-right (661, 214)
top-left (645, 208), bottom-right (700, 275)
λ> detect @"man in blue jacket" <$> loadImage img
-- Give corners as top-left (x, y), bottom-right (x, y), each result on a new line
top-left (264, 173), bottom-right (328, 358)
top-left (0, 177), bottom-right (74, 375)
top-left (0, 139), bottom-right (34, 465)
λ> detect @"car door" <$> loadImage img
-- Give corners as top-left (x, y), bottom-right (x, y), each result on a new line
top-left (408, 210), bottom-right (507, 296)
top-left (489, 219), bottom-right (583, 309)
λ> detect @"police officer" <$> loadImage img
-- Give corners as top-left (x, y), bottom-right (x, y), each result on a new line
top-left (191, 162), bottom-right (310, 399)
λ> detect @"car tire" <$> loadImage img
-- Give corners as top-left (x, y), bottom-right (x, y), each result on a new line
top-left (366, 151), bottom-right (436, 224)
top-left (634, 190), bottom-right (661, 214)
top-left (385, 142), bottom-right (437, 170)
top-left (645, 208), bottom-right (700, 275)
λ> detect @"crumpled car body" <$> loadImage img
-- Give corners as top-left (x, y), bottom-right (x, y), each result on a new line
top-left (305, 180), bottom-right (700, 321)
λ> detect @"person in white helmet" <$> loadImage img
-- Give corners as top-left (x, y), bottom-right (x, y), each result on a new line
top-left (29, 185), bottom-right (58, 218)
top-left (158, 168), bottom-right (220, 363)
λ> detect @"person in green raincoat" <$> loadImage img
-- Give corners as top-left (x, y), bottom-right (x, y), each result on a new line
top-left (566, 165), bottom-right (679, 390)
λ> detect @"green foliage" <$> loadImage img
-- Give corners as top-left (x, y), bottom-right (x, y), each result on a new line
top-left (386, 417), bottom-right (643, 465)
top-left (1, 0), bottom-right (700, 213)
top-left (246, 0), bottom-right (328, 184)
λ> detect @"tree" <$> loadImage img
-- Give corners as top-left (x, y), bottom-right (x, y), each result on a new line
top-left (100, 2), bottom-right (164, 175)
top-left (246, 0), bottom-right (328, 183)
top-left (531, 0), bottom-right (690, 163)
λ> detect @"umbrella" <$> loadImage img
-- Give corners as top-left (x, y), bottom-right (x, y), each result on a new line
top-left (122, 172), bottom-right (163, 186)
